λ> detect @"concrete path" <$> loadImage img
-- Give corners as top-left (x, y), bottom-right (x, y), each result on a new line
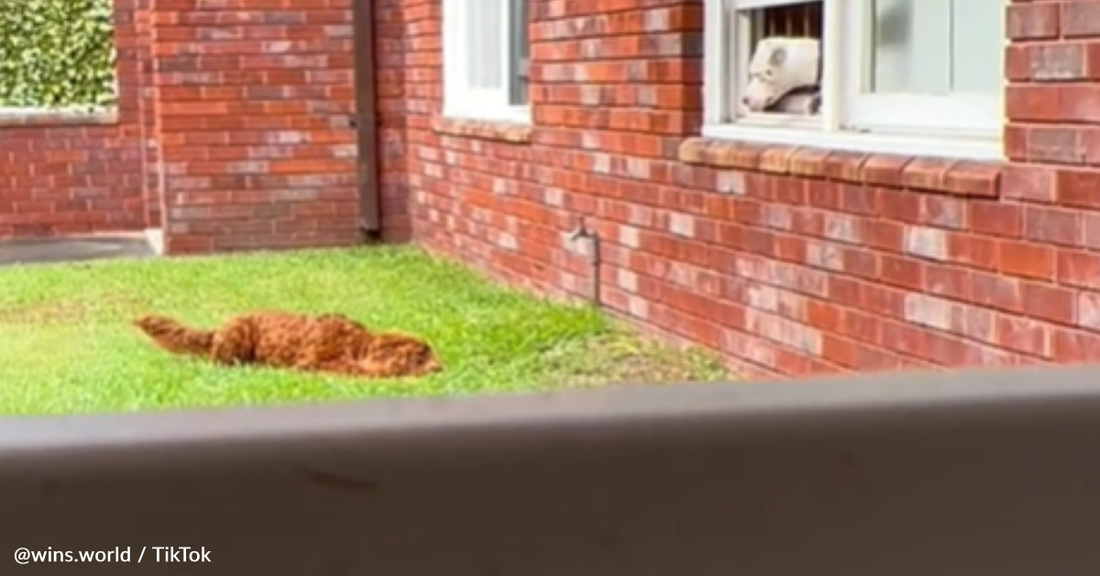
top-left (0, 236), bottom-right (156, 268)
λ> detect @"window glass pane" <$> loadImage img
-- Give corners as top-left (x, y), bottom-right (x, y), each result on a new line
top-left (951, 0), bottom-right (1003, 95)
top-left (509, 0), bottom-right (530, 105)
top-left (467, 1), bottom-right (503, 89)
top-left (870, 0), bottom-right (952, 94)
top-left (869, 0), bottom-right (1002, 96)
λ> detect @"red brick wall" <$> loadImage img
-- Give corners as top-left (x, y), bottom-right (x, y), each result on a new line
top-left (0, 0), bottom-right (145, 239)
top-left (135, 2), bottom-right (162, 232)
top-left (2, 0), bottom-right (367, 253)
top-left (388, 0), bottom-right (1100, 378)
top-left (150, 0), bottom-right (362, 254)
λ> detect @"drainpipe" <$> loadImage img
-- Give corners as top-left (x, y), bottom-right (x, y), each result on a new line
top-left (567, 218), bottom-right (602, 308)
top-left (352, 0), bottom-right (381, 239)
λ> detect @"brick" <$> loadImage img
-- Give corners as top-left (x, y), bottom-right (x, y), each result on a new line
top-left (1001, 164), bottom-right (1056, 203)
top-left (1020, 126), bottom-right (1083, 164)
top-left (1063, 1), bottom-right (1100, 38)
top-left (995, 315), bottom-right (1052, 359)
top-left (1005, 85), bottom-right (1062, 122)
top-left (1006, 47), bottom-right (1029, 83)
top-left (880, 254), bottom-right (923, 290)
top-left (707, 143), bottom-right (762, 171)
top-left (1053, 327), bottom-right (1100, 361)
top-left (1055, 168), bottom-right (1100, 209)
top-left (1022, 206), bottom-right (1081, 247)
top-left (861, 154), bottom-right (910, 187)
top-left (903, 293), bottom-right (952, 332)
top-left (744, 309), bottom-right (823, 356)
top-left (901, 157), bottom-right (952, 191)
top-left (822, 151), bottom-right (868, 183)
top-left (878, 320), bottom-right (925, 357)
top-left (1022, 44), bottom-right (1091, 81)
top-left (759, 146), bottom-right (796, 174)
top-left (1082, 213), bottom-right (1100, 249)
top-left (951, 303), bottom-right (996, 344)
top-left (903, 226), bottom-right (948, 261)
top-left (877, 188), bottom-right (921, 222)
top-left (787, 147), bottom-right (830, 178)
top-left (1022, 282), bottom-right (1077, 326)
top-left (968, 201), bottom-right (1022, 238)
top-left (1004, 125), bottom-right (1028, 159)
top-left (858, 282), bottom-right (905, 320)
top-left (920, 196), bottom-right (966, 229)
top-left (822, 213), bottom-right (861, 244)
top-left (1077, 292), bottom-right (1100, 332)
top-left (1008, 3), bottom-right (1058, 40)
top-left (924, 263), bottom-right (970, 301)
top-left (761, 204), bottom-right (793, 230)
top-left (996, 240), bottom-right (1055, 281)
top-left (969, 272), bottom-right (1022, 313)
top-left (841, 246), bottom-right (879, 280)
top-left (941, 162), bottom-right (1001, 197)
top-left (861, 219), bottom-right (903, 252)
top-left (805, 240), bottom-right (843, 271)
top-left (1059, 86), bottom-right (1100, 123)
top-left (1057, 250), bottom-right (1100, 290)
top-left (1080, 128), bottom-right (1100, 165)
top-left (668, 212), bottom-right (696, 238)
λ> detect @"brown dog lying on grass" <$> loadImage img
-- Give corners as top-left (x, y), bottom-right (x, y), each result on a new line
top-left (133, 311), bottom-right (443, 380)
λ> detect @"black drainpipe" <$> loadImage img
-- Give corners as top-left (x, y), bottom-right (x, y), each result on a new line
top-left (352, 0), bottom-right (381, 240)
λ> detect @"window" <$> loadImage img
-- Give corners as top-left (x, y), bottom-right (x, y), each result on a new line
top-left (442, 0), bottom-right (530, 123)
top-left (703, 0), bottom-right (1005, 160)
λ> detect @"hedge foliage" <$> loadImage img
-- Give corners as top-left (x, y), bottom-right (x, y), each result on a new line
top-left (0, 0), bottom-right (117, 109)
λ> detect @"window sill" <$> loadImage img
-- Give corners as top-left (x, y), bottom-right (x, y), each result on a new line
top-left (0, 107), bottom-right (119, 127)
top-left (679, 136), bottom-right (1001, 198)
top-left (431, 116), bottom-right (532, 144)
top-left (702, 124), bottom-right (1002, 162)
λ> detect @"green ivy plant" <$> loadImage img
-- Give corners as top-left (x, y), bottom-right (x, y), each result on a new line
top-left (0, 0), bottom-right (117, 110)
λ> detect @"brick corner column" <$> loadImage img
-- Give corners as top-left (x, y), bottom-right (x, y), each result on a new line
top-left (148, 0), bottom-right (362, 255)
top-left (1003, 0), bottom-right (1100, 360)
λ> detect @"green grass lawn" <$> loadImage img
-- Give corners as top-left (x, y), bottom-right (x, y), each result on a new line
top-left (0, 245), bottom-right (730, 415)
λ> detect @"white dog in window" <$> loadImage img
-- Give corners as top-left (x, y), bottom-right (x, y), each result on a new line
top-left (741, 36), bottom-right (821, 116)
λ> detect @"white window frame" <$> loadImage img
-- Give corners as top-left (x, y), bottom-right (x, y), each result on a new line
top-left (442, 0), bottom-right (531, 124)
top-left (702, 0), bottom-right (1005, 161)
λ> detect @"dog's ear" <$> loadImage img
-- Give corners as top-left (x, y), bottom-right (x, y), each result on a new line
top-left (768, 45), bottom-right (787, 67)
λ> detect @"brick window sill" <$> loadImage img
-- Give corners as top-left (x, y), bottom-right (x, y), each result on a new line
top-left (678, 137), bottom-right (1002, 198)
top-left (0, 108), bottom-right (119, 128)
top-left (431, 116), bottom-right (532, 144)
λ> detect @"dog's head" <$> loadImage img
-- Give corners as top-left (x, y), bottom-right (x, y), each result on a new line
top-left (741, 36), bottom-right (821, 112)
top-left (365, 333), bottom-right (444, 378)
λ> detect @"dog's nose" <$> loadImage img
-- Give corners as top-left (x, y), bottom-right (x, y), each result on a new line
top-left (423, 357), bottom-right (443, 372)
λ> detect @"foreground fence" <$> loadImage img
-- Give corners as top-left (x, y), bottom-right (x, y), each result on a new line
top-left (3, 365), bottom-right (1100, 575)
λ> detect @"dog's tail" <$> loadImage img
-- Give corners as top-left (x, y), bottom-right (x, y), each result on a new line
top-left (132, 314), bottom-right (214, 358)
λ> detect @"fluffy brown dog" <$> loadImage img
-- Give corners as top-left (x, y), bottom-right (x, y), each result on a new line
top-left (132, 311), bottom-right (443, 380)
